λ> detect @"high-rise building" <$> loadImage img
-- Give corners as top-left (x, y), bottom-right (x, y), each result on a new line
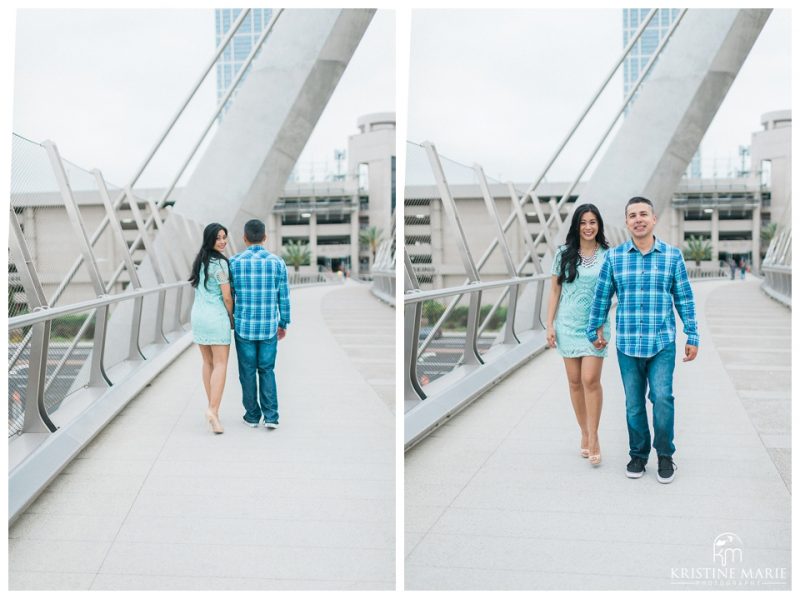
top-left (214, 9), bottom-right (273, 110)
top-left (623, 9), bottom-right (702, 178)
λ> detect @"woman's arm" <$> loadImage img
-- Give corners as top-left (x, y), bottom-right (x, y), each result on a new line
top-left (220, 283), bottom-right (234, 328)
top-left (546, 275), bottom-right (561, 348)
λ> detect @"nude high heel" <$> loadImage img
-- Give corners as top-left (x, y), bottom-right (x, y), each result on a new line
top-left (206, 409), bottom-right (224, 434)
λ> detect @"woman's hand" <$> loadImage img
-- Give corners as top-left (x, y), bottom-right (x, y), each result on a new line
top-left (546, 325), bottom-right (556, 348)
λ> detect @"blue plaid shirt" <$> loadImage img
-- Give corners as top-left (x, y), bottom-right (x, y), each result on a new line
top-left (586, 237), bottom-right (699, 357)
top-left (229, 245), bottom-right (290, 340)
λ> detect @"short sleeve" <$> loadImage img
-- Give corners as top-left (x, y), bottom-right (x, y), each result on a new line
top-left (551, 246), bottom-right (563, 277)
top-left (213, 260), bottom-right (230, 285)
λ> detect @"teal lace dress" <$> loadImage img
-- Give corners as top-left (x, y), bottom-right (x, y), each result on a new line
top-left (190, 258), bottom-right (232, 345)
top-left (551, 245), bottom-right (610, 358)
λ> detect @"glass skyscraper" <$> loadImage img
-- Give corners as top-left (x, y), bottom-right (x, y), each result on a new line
top-left (623, 9), bottom-right (701, 177)
top-left (215, 8), bottom-right (273, 111)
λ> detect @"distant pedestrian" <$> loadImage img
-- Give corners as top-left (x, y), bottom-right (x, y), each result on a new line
top-left (728, 257), bottom-right (737, 280)
top-left (739, 257), bottom-right (746, 280)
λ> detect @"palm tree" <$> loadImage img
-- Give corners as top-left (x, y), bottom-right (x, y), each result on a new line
top-left (683, 235), bottom-right (712, 267)
top-left (359, 226), bottom-right (383, 270)
top-left (282, 240), bottom-right (311, 273)
top-left (760, 222), bottom-right (778, 259)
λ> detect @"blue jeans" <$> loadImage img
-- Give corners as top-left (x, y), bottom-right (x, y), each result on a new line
top-left (234, 333), bottom-right (279, 424)
top-left (617, 342), bottom-right (676, 460)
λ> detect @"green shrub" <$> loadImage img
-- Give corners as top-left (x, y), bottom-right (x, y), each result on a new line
top-left (50, 314), bottom-right (94, 340)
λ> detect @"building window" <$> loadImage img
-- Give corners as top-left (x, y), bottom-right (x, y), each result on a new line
top-left (719, 231), bottom-right (752, 241)
top-left (405, 214), bottom-right (430, 226)
top-left (316, 212), bottom-right (351, 225)
top-left (282, 236), bottom-right (309, 245)
top-left (684, 232), bottom-right (711, 241)
top-left (407, 235), bottom-right (432, 246)
top-left (684, 209), bottom-right (711, 221)
top-left (358, 163), bottom-right (369, 192)
top-left (717, 209), bottom-right (753, 220)
top-left (281, 214), bottom-right (310, 225)
top-left (317, 235), bottom-right (351, 246)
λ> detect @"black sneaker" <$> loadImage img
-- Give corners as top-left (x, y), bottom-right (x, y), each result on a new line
top-left (657, 455), bottom-right (676, 484)
top-left (626, 457), bottom-right (647, 478)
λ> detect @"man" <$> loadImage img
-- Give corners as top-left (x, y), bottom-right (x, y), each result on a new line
top-left (586, 197), bottom-right (698, 484)
top-left (229, 219), bottom-right (290, 429)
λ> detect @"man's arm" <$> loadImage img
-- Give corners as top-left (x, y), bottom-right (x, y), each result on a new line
top-left (586, 255), bottom-right (615, 343)
top-left (671, 252), bottom-right (699, 359)
top-left (277, 260), bottom-right (291, 335)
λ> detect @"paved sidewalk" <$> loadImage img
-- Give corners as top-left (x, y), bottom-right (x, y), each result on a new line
top-left (9, 281), bottom-right (395, 590)
top-left (704, 277), bottom-right (791, 491)
top-left (405, 278), bottom-right (791, 590)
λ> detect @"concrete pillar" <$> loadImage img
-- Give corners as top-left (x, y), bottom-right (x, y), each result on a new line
top-left (267, 212), bottom-right (278, 254)
top-left (350, 204), bottom-right (360, 275)
top-left (670, 206), bottom-right (680, 246)
top-left (752, 204), bottom-right (761, 273)
top-left (309, 211), bottom-right (318, 271)
top-left (711, 208), bottom-right (719, 263)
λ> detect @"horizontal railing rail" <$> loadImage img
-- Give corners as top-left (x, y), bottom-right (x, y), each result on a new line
top-left (760, 224), bottom-right (791, 307)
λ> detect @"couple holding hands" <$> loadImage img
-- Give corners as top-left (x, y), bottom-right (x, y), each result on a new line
top-left (188, 219), bottom-right (291, 435)
top-left (546, 196), bottom-right (699, 484)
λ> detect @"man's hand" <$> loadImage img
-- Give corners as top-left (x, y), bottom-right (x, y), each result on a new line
top-left (592, 327), bottom-right (607, 350)
top-left (683, 344), bottom-right (698, 362)
top-left (277, 327), bottom-right (286, 341)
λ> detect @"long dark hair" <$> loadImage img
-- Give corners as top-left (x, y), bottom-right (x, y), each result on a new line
top-left (189, 223), bottom-right (230, 290)
top-left (557, 203), bottom-right (609, 285)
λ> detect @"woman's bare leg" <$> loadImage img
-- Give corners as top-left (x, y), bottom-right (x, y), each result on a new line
top-left (563, 357), bottom-right (588, 452)
top-left (581, 356), bottom-right (604, 458)
top-left (198, 345), bottom-right (213, 406)
top-left (208, 344), bottom-right (230, 416)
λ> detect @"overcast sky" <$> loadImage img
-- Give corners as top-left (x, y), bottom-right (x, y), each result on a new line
top-left (12, 8), bottom-right (395, 188)
top-left (407, 9), bottom-right (791, 183)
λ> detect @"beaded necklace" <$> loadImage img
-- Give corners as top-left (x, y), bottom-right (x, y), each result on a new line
top-left (578, 244), bottom-right (600, 268)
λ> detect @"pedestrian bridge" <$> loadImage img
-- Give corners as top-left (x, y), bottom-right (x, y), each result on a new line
top-left (9, 280), bottom-right (395, 590)
top-left (405, 276), bottom-right (790, 590)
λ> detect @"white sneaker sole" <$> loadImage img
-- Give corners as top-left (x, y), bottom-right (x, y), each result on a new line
top-left (657, 473), bottom-right (675, 484)
top-left (264, 423), bottom-right (279, 430)
top-left (626, 470), bottom-right (645, 479)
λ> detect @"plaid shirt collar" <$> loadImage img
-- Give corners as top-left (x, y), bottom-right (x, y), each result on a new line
top-left (623, 236), bottom-right (666, 255)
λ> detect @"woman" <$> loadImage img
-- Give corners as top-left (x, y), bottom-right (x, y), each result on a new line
top-left (189, 223), bottom-right (234, 434)
top-left (546, 204), bottom-right (610, 465)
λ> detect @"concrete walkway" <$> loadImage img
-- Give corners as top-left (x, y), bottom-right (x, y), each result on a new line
top-left (405, 277), bottom-right (791, 590)
top-left (9, 281), bottom-right (395, 590)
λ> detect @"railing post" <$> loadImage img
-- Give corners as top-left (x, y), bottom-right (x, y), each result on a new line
top-left (93, 170), bottom-right (147, 361)
top-left (475, 166), bottom-right (520, 345)
top-left (126, 188), bottom-right (170, 344)
top-left (8, 209), bottom-right (58, 433)
top-left (44, 141), bottom-right (112, 388)
top-left (404, 251), bottom-right (426, 403)
top-left (423, 142), bottom-right (483, 366)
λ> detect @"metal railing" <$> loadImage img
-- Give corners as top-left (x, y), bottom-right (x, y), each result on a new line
top-left (7, 9), bottom-right (285, 394)
top-left (8, 140), bottom-right (201, 522)
top-left (370, 213), bottom-right (396, 306)
top-left (761, 223), bottom-right (791, 307)
top-left (288, 271), bottom-right (344, 287)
